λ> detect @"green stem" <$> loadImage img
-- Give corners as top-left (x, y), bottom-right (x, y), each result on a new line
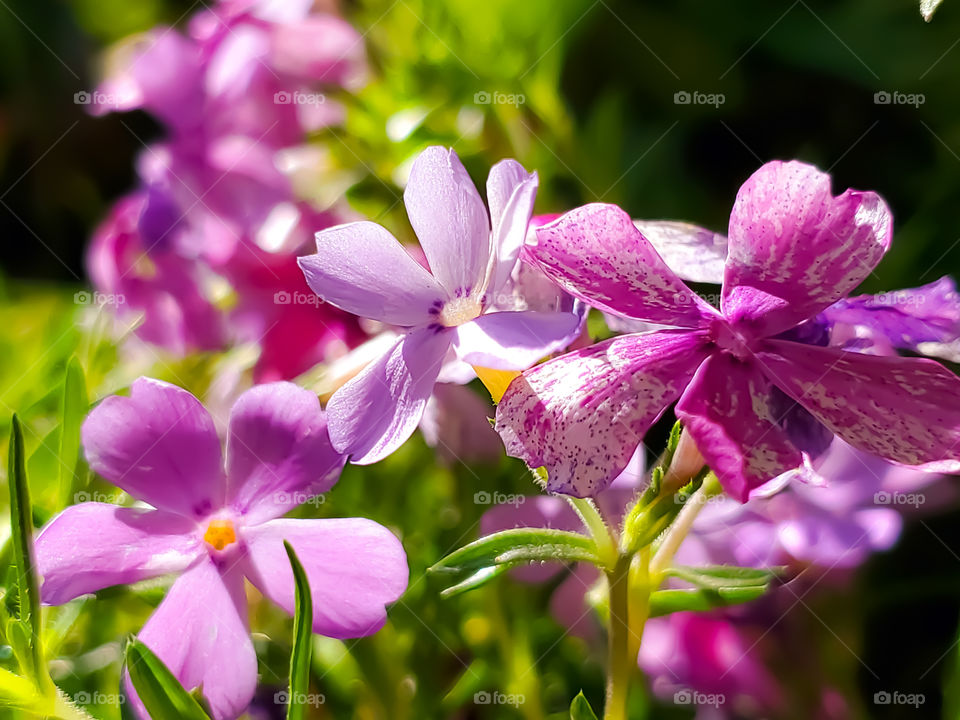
top-left (649, 473), bottom-right (722, 578)
top-left (627, 548), bottom-right (651, 663)
top-left (604, 555), bottom-right (632, 720)
top-left (567, 496), bottom-right (618, 570)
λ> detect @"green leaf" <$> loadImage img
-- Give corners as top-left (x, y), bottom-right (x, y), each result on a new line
top-left (664, 565), bottom-right (780, 591)
top-left (283, 541), bottom-right (314, 720)
top-left (58, 357), bottom-right (88, 506)
top-left (0, 665), bottom-right (46, 712)
top-left (570, 690), bottom-right (599, 719)
top-left (8, 415), bottom-right (44, 687)
top-left (439, 564), bottom-right (513, 599)
top-left (125, 639), bottom-right (212, 720)
top-left (429, 529), bottom-right (600, 598)
top-left (648, 587), bottom-right (771, 617)
top-left (430, 528), bottom-right (599, 576)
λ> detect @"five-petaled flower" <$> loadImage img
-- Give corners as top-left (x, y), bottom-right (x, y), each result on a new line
top-left (495, 160), bottom-right (960, 500)
top-left (298, 146), bottom-right (583, 464)
top-left (34, 378), bottom-right (408, 720)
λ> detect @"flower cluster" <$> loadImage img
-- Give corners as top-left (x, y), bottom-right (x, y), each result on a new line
top-left (86, 0), bottom-right (369, 380)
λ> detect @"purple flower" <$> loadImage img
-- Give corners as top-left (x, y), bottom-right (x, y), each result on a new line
top-left (298, 146), bottom-right (584, 463)
top-left (496, 160), bottom-right (960, 499)
top-left (34, 378), bottom-right (408, 720)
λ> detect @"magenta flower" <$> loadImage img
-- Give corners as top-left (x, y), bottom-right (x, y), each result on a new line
top-left (496, 160), bottom-right (960, 500)
top-left (34, 378), bottom-right (408, 720)
top-left (298, 146), bottom-right (583, 463)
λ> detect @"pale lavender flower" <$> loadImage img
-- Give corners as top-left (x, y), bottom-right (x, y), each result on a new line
top-left (298, 146), bottom-right (584, 464)
top-left (34, 378), bottom-right (407, 720)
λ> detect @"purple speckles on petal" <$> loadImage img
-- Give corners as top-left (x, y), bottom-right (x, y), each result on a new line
top-left (496, 330), bottom-right (711, 496)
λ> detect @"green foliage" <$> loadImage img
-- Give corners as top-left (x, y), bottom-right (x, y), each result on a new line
top-left (283, 542), bottom-right (313, 720)
top-left (124, 640), bottom-right (212, 720)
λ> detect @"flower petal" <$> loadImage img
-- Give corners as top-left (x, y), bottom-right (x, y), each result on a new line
top-left (299, 221), bottom-right (447, 325)
top-left (81, 378), bottom-right (224, 518)
top-left (327, 327), bottom-right (451, 464)
top-left (128, 558), bottom-right (256, 720)
top-left (722, 160), bottom-right (892, 338)
top-left (676, 353), bottom-right (803, 501)
top-left (822, 276), bottom-right (960, 360)
top-left (756, 339), bottom-right (960, 467)
top-left (404, 146), bottom-right (491, 296)
top-left (486, 159), bottom-right (538, 295)
top-left (242, 518), bottom-right (408, 638)
top-left (225, 382), bottom-right (345, 524)
top-left (453, 310), bottom-right (583, 370)
top-left (530, 204), bottom-right (714, 326)
top-left (632, 220), bottom-right (727, 284)
top-left (35, 504), bottom-right (202, 605)
top-left (495, 330), bottom-right (711, 496)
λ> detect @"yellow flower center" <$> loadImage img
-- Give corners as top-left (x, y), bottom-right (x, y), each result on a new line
top-left (203, 518), bottom-right (237, 551)
top-left (439, 297), bottom-right (482, 327)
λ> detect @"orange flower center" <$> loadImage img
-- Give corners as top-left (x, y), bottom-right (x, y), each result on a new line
top-left (203, 518), bottom-right (237, 551)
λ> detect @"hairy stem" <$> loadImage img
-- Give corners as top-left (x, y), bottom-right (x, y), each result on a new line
top-left (567, 496), bottom-right (618, 570)
top-left (604, 554), bottom-right (632, 720)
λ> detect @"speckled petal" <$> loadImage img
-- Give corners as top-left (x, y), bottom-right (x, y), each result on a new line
top-left (722, 161), bottom-right (892, 338)
top-left (531, 204), bottom-right (715, 326)
top-left (676, 353), bottom-right (803, 501)
top-left (756, 339), bottom-right (960, 467)
top-left (495, 330), bottom-right (711, 497)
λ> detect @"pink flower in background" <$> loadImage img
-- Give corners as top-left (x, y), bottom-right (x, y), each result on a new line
top-left (35, 379), bottom-right (408, 719)
top-left (84, 2), bottom-right (369, 378)
top-left (496, 160), bottom-right (960, 499)
top-left (299, 146), bottom-right (583, 464)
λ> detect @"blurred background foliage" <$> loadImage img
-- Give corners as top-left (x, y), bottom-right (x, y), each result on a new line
top-left (2, 0), bottom-right (960, 718)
